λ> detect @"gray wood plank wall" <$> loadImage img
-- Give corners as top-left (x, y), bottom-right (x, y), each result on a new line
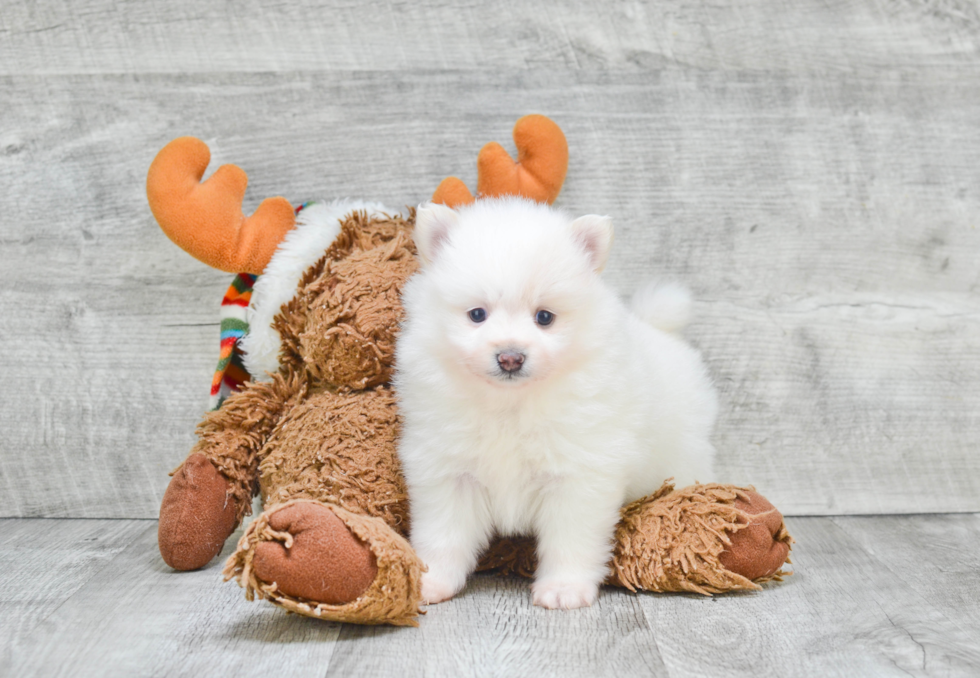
top-left (1, 1), bottom-right (977, 518)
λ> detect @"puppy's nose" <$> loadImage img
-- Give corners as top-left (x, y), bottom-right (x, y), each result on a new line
top-left (497, 351), bottom-right (525, 373)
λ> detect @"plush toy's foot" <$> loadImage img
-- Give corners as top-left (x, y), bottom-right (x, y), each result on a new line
top-left (477, 483), bottom-right (793, 596)
top-left (224, 499), bottom-right (425, 626)
top-left (250, 502), bottom-right (378, 605)
top-left (610, 482), bottom-right (793, 595)
top-left (719, 490), bottom-right (793, 581)
top-left (158, 453), bottom-right (241, 571)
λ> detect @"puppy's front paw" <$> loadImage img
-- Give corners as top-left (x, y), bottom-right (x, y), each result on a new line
top-left (421, 571), bottom-right (463, 605)
top-left (532, 577), bottom-right (599, 610)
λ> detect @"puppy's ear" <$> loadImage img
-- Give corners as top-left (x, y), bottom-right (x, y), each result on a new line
top-left (414, 203), bottom-right (460, 266)
top-left (569, 215), bottom-right (614, 272)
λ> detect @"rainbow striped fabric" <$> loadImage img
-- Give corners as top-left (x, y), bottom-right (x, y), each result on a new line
top-left (207, 202), bottom-right (314, 410)
top-left (209, 273), bottom-right (256, 410)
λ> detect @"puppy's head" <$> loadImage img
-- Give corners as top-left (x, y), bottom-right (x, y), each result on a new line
top-left (405, 198), bottom-right (613, 390)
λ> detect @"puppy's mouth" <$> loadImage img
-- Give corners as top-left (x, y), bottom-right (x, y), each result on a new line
top-left (492, 368), bottom-right (530, 383)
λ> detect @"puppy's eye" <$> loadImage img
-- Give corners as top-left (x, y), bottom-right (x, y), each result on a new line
top-left (468, 308), bottom-right (487, 323)
top-left (535, 310), bottom-right (555, 326)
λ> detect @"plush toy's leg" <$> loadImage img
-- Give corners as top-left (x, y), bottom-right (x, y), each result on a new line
top-left (718, 490), bottom-right (793, 581)
top-left (158, 453), bottom-right (241, 571)
top-left (158, 371), bottom-right (305, 571)
top-left (475, 482), bottom-right (793, 596)
top-left (608, 482), bottom-right (793, 595)
top-left (223, 499), bottom-right (424, 626)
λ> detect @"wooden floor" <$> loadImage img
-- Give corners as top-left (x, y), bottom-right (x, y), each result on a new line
top-left (2, 515), bottom-right (978, 677)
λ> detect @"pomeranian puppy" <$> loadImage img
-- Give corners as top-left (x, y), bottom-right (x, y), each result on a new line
top-left (394, 198), bottom-right (718, 610)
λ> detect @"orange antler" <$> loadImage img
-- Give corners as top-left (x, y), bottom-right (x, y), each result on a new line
top-left (146, 137), bottom-right (295, 274)
top-left (431, 115), bottom-right (568, 208)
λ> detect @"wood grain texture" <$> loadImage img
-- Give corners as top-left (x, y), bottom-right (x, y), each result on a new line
top-left (0, 518), bottom-right (148, 669)
top-left (5, 522), bottom-right (343, 678)
top-left (2, 66), bottom-right (978, 517)
top-left (634, 517), bottom-right (980, 677)
top-left (325, 577), bottom-right (668, 677)
top-left (832, 513), bottom-right (980, 630)
top-left (2, 0), bottom-right (979, 75)
top-left (6, 515), bottom-right (980, 676)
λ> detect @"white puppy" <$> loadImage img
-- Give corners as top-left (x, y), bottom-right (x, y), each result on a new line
top-left (394, 198), bottom-right (718, 610)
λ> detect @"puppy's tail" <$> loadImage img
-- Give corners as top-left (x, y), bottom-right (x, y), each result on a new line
top-left (630, 281), bottom-right (693, 333)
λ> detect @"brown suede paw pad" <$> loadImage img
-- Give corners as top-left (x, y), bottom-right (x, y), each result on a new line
top-left (720, 491), bottom-right (792, 581)
top-left (159, 453), bottom-right (240, 571)
top-left (251, 502), bottom-right (378, 605)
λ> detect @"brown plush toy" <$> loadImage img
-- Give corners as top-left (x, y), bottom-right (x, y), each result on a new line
top-left (150, 116), bottom-right (793, 626)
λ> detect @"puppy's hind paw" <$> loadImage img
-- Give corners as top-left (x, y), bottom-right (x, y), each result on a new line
top-left (532, 577), bottom-right (598, 610)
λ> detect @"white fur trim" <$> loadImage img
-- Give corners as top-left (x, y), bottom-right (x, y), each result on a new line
top-left (241, 199), bottom-right (394, 380)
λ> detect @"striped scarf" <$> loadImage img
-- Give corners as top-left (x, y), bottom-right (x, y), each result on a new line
top-left (209, 273), bottom-right (256, 410)
top-left (208, 202), bottom-right (314, 410)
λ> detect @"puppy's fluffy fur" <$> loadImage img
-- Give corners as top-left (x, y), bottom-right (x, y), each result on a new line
top-left (395, 198), bottom-right (717, 610)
